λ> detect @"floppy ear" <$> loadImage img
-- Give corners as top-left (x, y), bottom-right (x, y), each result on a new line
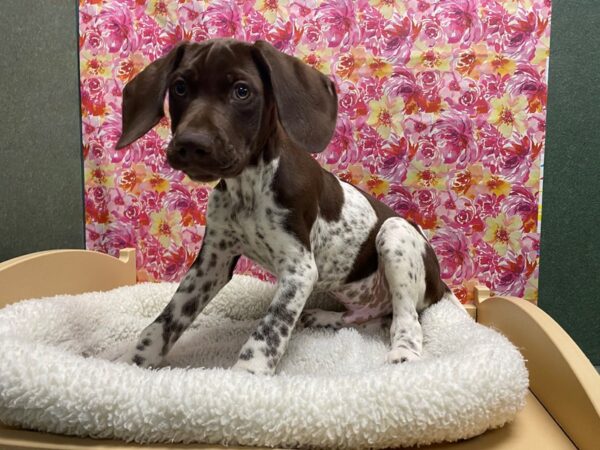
top-left (252, 40), bottom-right (338, 153)
top-left (115, 43), bottom-right (188, 149)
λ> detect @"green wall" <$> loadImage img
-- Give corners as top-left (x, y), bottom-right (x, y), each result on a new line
top-left (0, 0), bottom-right (84, 262)
top-left (539, 0), bottom-right (600, 365)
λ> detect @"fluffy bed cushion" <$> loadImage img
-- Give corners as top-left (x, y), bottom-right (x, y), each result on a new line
top-left (0, 276), bottom-right (528, 448)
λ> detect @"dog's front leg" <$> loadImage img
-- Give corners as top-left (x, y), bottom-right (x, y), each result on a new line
top-left (120, 231), bottom-right (240, 369)
top-left (232, 253), bottom-right (318, 375)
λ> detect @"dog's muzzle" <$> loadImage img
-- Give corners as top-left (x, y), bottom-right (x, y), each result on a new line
top-left (166, 131), bottom-right (238, 181)
top-left (167, 131), bottom-right (217, 166)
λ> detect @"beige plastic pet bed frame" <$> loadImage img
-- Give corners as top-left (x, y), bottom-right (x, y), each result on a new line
top-left (0, 248), bottom-right (598, 450)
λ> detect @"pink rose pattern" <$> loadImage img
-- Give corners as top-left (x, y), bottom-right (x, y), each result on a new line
top-left (79, 0), bottom-right (551, 303)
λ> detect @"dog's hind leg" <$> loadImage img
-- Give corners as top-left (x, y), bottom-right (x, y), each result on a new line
top-left (299, 309), bottom-right (392, 333)
top-left (299, 309), bottom-right (345, 329)
top-left (376, 217), bottom-right (428, 364)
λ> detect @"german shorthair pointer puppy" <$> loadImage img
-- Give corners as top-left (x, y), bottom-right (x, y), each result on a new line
top-left (115, 38), bottom-right (455, 375)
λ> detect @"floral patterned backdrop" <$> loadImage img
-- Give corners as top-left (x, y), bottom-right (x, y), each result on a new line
top-left (79, 0), bottom-right (551, 303)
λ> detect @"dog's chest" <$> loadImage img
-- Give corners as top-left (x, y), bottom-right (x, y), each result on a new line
top-left (212, 163), bottom-right (293, 274)
top-left (213, 161), bottom-right (383, 298)
top-left (229, 203), bottom-right (288, 274)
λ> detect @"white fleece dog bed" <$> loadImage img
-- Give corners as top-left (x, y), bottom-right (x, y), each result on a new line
top-left (0, 276), bottom-right (528, 448)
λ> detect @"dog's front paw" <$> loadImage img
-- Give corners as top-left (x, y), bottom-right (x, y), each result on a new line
top-left (386, 347), bottom-right (420, 364)
top-left (231, 359), bottom-right (274, 376)
top-left (114, 322), bottom-right (168, 369)
top-left (231, 348), bottom-right (275, 376)
top-left (113, 331), bottom-right (166, 369)
top-left (113, 345), bottom-right (162, 369)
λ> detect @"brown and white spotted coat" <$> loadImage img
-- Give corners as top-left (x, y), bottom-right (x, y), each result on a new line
top-left (115, 38), bottom-right (453, 375)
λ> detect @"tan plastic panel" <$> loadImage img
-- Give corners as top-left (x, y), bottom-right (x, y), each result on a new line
top-left (0, 248), bottom-right (136, 307)
top-left (477, 295), bottom-right (600, 450)
top-left (422, 392), bottom-right (575, 450)
top-left (0, 391), bottom-right (575, 450)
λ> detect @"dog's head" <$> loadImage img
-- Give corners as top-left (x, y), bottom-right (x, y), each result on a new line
top-left (116, 39), bottom-right (338, 182)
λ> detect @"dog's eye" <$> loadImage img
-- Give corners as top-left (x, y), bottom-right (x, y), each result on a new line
top-left (173, 79), bottom-right (187, 96)
top-left (233, 82), bottom-right (251, 100)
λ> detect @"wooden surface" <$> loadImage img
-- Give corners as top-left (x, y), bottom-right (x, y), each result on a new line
top-left (0, 391), bottom-right (576, 450)
top-left (478, 295), bottom-right (600, 450)
top-left (0, 248), bottom-right (136, 307)
top-left (0, 249), bottom-right (597, 449)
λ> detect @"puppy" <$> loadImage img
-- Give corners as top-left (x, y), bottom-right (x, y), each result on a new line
top-left (115, 39), bottom-right (455, 375)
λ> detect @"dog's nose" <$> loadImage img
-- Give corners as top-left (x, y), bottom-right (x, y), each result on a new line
top-left (172, 131), bottom-right (213, 160)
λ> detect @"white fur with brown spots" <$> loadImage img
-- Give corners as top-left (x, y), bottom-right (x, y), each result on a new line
top-left (119, 156), bottom-right (451, 375)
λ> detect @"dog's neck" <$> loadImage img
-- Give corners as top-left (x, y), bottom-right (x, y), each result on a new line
top-left (222, 156), bottom-right (280, 210)
top-left (219, 124), bottom-right (287, 210)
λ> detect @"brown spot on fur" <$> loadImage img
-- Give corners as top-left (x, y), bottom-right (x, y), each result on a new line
top-left (319, 171), bottom-right (344, 222)
top-left (272, 136), bottom-right (343, 249)
top-left (239, 348), bottom-right (254, 360)
top-left (228, 254), bottom-right (241, 279)
top-left (423, 243), bottom-right (451, 306)
top-left (401, 220), bottom-right (450, 306)
top-left (345, 184), bottom-right (398, 283)
top-left (182, 298), bottom-right (199, 316)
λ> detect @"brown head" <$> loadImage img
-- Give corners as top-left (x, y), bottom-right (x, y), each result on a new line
top-left (116, 39), bottom-right (338, 182)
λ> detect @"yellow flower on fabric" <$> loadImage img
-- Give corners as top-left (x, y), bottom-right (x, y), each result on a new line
top-left (405, 160), bottom-right (447, 190)
top-left (255, 0), bottom-right (289, 24)
top-left (116, 53), bottom-right (148, 83)
top-left (368, 56), bottom-right (393, 78)
top-left (500, 0), bottom-right (532, 14)
top-left (118, 163), bottom-right (146, 194)
top-left (532, 34), bottom-right (550, 67)
top-left (489, 94), bottom-right (528, 138)
top-left (484, 213), bottom-right (523, 256)
top-left (369, 0), bottom-right (406, 19)
top-left (487, 53), bottom-right (516, 76)
top-left (451, 164), bottom-right (484, 197)
top-left (454, 44), bottom-right (487, 78)
top-left (524, 279), bottom-right (538, 303)
top-left (155, 119), bottom-right (171, 140)
top-left (81, 52), bottom-right (111, 77)
top-left (119, 164), bottom-right (170, 195)
top-left (296, 45), bottom-right (333, 75)
top-left (483, 172), bottom-right (511, 197)
top-left (150, 210), bottom-right (182, 248)
top-left (142, 173), bottom-right (170, 194)
top-left (526, 165), bottom-right (540, 190)
top-left (85, 163), bottom-right (115, 188)
top-left (366, 175), bottom-right (390, 197)
top-left (338, 164), bottom-right (368, 186)
top-left (335, 46), bottom-right (368, 81)
top-left (205, 180), bottom-right (221, 189)
top-left (146, 0), bottom-right (177, 27)
top-left (367, 97), bottom-right (405, 139)
top-left (408, 42), bottom-right (451, 71)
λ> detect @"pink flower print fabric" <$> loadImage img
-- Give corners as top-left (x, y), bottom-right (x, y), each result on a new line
top-left (80, 0), bottom-right (551, 303)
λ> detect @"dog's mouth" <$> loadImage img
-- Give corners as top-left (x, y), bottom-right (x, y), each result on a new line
top-left (167, 157), bottom-right (239, 182)
top-left (164, 138), bottom-right (246, 182)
